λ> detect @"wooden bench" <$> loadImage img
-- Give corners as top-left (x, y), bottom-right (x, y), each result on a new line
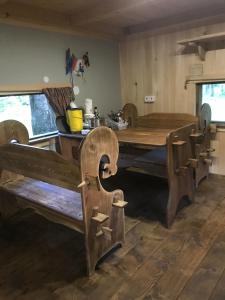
top-left (116, 122), bottom-right (196, 227)
top-left (192, 103), bottom-right (215, 187)
top-left (123, 103), bottom-right (215, 188)
top-left (0, 120), bottom-right (127, 276)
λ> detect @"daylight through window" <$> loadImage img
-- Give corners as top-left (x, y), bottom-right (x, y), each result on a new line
top-left (0, 93), bottom-right (57, 138)
top-left (200, 83), bottom-right (225, 123)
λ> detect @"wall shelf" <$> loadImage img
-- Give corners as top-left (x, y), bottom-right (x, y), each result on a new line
top-left (177, 32), bottom-right (225, 61)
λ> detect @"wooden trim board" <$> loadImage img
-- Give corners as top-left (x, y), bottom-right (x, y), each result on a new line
top-left (0, 83), bottom-right (70, 93)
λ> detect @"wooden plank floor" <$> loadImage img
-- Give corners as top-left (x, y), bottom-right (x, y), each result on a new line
top-left (1, 172), bottom-right (225, 300)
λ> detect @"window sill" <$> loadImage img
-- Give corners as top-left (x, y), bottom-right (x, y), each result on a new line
top-left (29, 132), bottom-right (58, 145)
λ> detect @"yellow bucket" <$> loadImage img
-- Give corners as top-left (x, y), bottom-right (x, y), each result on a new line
top-left (66, 108), bottom-right (83, 132)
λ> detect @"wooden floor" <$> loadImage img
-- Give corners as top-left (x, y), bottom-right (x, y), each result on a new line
top-left (1, 172), bottom-right (225, 300)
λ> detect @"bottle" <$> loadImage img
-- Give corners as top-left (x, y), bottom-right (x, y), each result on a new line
top-left (94, 106), bottom-right (100, 127)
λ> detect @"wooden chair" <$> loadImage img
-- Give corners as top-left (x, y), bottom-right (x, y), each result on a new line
top-left (0, 120), bottom-right (127, 276)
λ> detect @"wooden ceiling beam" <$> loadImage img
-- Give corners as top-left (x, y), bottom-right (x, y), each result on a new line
top-left (71, 0), bottom-right (157, 26)
top-left (0, 1), bottom-right (123, 40)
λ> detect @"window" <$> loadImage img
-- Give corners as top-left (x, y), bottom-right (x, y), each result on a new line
top-left (0, 93), bottom-right (57, 139)
top-left (198, 82), bottom-right (225, 124)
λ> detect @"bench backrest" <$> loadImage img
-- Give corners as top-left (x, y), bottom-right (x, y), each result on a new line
top-left (123, 103), bottom-right (214, 131)
top-left (0, 120), bottom-right (81, 192)
top-left (136, 113), bottom-right (198, 129)
top-left (0, 120), bottom-right (119, 195)
top-left (123, 103), bottom-right (198, 129)
top-left (0, 142), bottom-right (81, 192)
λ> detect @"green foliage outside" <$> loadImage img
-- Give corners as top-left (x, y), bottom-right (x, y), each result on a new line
top-left (202, 83), bottom-right (225, 122)
top-left (0, 94), bottom-right (57, 138)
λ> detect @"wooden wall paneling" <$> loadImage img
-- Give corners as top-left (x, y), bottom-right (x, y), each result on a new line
top-left (142, 38), bottom-right (152, 115)
top-left (151, 36), bottom-right (158, 114)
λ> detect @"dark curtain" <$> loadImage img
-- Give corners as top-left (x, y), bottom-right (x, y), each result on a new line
top-left (42, 87), bottom-right (73, 117)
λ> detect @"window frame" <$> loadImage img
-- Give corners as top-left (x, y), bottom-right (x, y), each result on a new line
top-left (196, 81), bottom-right (225, 128)
top-left (0, 91), bottom-right (58, 141)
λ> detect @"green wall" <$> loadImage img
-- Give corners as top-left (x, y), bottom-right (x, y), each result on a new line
top-left (0, 24), bottom-right (121, 115)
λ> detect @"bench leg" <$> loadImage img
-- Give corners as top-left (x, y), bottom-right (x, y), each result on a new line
top-left (0, 171), bottom-right (23, 220)
top-left (195, 162), bottom-right (209, 188)
top-left (166, 170), bottom-right (194, 228)
top-left (84, 194), bottom-right (126, 276)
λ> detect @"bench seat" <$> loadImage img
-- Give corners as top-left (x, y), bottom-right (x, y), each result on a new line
top-left (0, 177), bottom-right (84, 233)
top-left (134, 147), bottom-right (167, 165)
top-left (119, 147), bottom-right (168, 178)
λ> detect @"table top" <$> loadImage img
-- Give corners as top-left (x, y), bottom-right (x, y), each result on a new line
top-left (59, 127), bottom-right (174, 147)
top-left (115, 127), bottom-right (173, 147)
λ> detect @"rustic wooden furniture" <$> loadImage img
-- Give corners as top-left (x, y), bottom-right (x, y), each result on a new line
top-left (0, 120), bottom-right (127, 276)
top-left (58, 119), bottom-right (196, 227)
top-left (123, 103), bottom-right (214, 188)
top-left (116, 112), bottom-right (197, 227)
top-left (58, 104), bottom-right (214, 227)
top-left (192, 103), bottom-right (215, 187)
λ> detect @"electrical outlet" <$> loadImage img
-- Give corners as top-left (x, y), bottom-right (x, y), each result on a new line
top-left (144, 95), bottom-right (156, 103)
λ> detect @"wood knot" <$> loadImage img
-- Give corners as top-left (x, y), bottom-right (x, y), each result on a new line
top-left (90, 143), bottom-right (96, 152)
